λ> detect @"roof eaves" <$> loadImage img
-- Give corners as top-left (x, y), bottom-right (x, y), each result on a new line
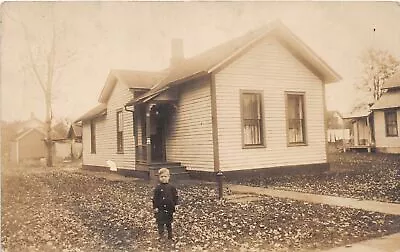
top-left (274, 25), bottom-right (341, 84)
top-left (74, 104), bottom-right (107, 123)
top-left (15, 128), bottom-right (46, 141)
top-left (98, 71), bottom-right (117, 103)
top-left (207, 27), bottom-right (272, 74)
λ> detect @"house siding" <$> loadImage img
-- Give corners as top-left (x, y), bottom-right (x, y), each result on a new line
top-left (82, 81), bottom-right (135, 169)
top-left (166, 77), bottom-right (214, 171)
top-left (18, 130), bottom-right (46, 160)
top-left (373, 109), bottom-right (400, 153)
top-left (215, 37), bottom-right (327, 171)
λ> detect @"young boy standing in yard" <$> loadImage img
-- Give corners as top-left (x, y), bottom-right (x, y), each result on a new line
top-left (152, 168), bottom-right (179, 240)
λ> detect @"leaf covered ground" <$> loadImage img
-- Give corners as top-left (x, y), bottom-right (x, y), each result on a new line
top-left (234, 152), bottom-right (400, 203)
top-left (2, 162), bottom-right (400, 252)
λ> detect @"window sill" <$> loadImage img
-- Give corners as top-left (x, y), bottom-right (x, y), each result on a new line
top-left (242, 145), bottom-right (266, 149)
top-left (386, 135), bottom-right (399, 137)
top-left (288, 143), bottom-right (307, 147)
top-left (117, 151), bottom-right (124, 154)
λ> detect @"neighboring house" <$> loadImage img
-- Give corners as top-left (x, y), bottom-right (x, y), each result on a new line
top-left (67, 124), bottom-right (82, 143)
top-left (370, 71), bottom-right (400, 153)
top-left (10, 128), bottom-right (47, 163)
top-left (342, 104), bottom-right (374, 152)
top-left (67, 124), bottom-right (83, 159)
top-left (76, 21), bottom-right (341, 180)
top-left (7, 115), bottom-right (73, 163)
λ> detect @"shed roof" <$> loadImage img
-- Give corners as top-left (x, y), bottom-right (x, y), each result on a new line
top-left (383, 71), bottom-right (400, 89)
top-left (130, 20), bottom-right (341, 105)
top-left (370, 91), bottom-right (400, 110)
top-left (75, 104), bottom-right (107, 122)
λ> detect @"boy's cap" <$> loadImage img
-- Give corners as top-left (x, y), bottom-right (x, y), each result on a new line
top-left (158, 168), bottom-right (170, 175)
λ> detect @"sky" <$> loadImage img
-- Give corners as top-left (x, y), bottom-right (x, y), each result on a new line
top-left (1, 1), bottom-right (400, 122)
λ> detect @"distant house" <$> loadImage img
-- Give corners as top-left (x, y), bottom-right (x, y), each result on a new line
top-left (76, 21), bottom-right (341, 180)
top-left (67, 124), bottom-right (82, 143)
top-left (342, 104), bottom-right (374, 152)
top-left (10, 128), bottom-right (47, 163)
top-left (370, 71), bottom-right (400, 153)
top-left (66, 124), bottom-right (83, 159)
top-left (343, 71), bottom-right (400, 154)
top-left (7, 115), bottom-right (74, 164)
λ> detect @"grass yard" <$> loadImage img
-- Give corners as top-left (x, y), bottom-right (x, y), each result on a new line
top-left (1, 159), bottom-right (400, 252)
top-left (234, 152), bottom-right (400, 203)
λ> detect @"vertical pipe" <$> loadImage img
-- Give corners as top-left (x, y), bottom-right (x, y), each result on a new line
top-left (146, 105), bottom-right (152, 166)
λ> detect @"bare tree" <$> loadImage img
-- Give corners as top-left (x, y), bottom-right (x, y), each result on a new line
top-left (357, 49), bottom-right (400, 101)
top-left (4, 4), bottom-right (76, 167)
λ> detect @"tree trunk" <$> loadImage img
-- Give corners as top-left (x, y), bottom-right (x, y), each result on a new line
top-left (45, 94), bottom-right (53, 167)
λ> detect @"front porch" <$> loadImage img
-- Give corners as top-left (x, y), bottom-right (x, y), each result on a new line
top-left (131, 99), bottom-right (189, 180)
top-left (342, 115), bottom-right (375, 153)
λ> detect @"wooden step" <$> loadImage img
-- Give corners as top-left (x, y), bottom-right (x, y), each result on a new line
top-left (149, 164), bottom-right (188, 182)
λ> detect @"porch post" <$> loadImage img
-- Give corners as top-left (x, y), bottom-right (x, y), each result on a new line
top-left (133, 105), bottom-right (138, 161)
top-left (146, 104), bottom-right (156, 165)
top-left (366, 115), bottom-right (372, 153)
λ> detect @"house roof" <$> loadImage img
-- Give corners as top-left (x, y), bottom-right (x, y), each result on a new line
top-left (342, 105), bottom-right (372, 119)
top-left (98, 69), bottom-right (166, 103)
top-left (370, 91), bottom-right (400, 110)
top-left (68, 124), bottom-right (82, 138)
top-left (14, 128), bottom-right (46, 142)
top-left (130, 20), bottom-right (341, 105)
top-left (383, 71), bottom-right (400, 89)
top-left (75, 104), bottom-right (107, 122)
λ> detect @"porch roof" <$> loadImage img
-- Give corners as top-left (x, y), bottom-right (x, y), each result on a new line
top-left (371, 91), bottom-right (400, 110)
top-left (342, 107), bottom-right (371, 119)
top-left (75, 104), bottom-right (107, 123)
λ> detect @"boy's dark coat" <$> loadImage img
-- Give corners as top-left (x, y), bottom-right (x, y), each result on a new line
top-left (152, 183), bottom-right (178, 224)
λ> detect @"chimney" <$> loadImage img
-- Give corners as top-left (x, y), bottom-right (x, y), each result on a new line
top-left (170, 38), bottom-right (184, 66)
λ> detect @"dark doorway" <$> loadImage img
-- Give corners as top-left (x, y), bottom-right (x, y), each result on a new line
top-left (150, 104), bottom-right (170, 162)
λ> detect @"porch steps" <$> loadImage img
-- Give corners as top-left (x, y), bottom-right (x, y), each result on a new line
top-left (149, 162), bottom-right (190, 182)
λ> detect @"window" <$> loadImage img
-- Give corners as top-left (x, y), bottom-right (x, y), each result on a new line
top-left (385, 110), bottom-right (398, 137)
top-left (90, 121), bottom-right (96, 154)
top-left (240, 91), bottom-right (264, 147)
top-left (286, 92), bottom-right (306, 145)
top-left (117, 110), bottom-right (124, 153)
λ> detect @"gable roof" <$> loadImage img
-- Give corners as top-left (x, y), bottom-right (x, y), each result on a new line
top-left (130, 20), bottom-right (341, 105)
top-left (67, 124), bottom-right (82, 139)
top-left (75, 104), bottom-right (107, 123)
top-left (383, 71), bottom-right (400, 89)
top-left (98, 69), bottom-right (166, 103)
top-left (370, 91), bottom-right (400, 110)
top-left (14, 128), bottom-right (46, 142)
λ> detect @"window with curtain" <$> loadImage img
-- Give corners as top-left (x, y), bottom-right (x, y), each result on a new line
top-left (241, 91), bottom-right (264, 147)
top-left (385, 110), bottom-right (398, 137)
top-left (90, 121), bottom-right (96, 154)
top-left (117, 110), bottom-right (124, 153)
top-left (286, 93), bottom-right (306, 144)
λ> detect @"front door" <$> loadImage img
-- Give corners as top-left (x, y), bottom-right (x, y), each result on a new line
top-left (150, 104), bottom-right (169, 162)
